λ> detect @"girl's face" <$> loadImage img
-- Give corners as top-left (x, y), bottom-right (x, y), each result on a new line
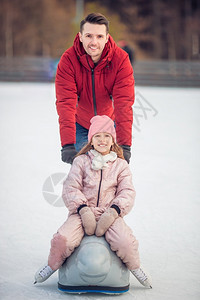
top-left (91, 132), bottom-right (114, 155)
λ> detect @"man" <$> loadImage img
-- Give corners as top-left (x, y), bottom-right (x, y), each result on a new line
top-left (56, 13), bottom-right (134, 164)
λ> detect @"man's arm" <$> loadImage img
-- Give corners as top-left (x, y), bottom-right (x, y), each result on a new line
top-left (55, 53), bottom-right (78, 147)
top-left (112, 54), bottom-right (134, 146)
top-left (112, 54), bottom-right (135, 162)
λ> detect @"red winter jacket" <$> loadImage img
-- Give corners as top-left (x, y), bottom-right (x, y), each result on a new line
top-left (55, 34), bottom-right (135, 147)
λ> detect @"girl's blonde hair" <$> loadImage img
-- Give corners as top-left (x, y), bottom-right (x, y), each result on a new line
top-left (76, 141), bottom-right (125, 160)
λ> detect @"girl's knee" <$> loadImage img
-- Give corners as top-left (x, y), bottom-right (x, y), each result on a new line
top-left (50, 232), bottom-right (83, 259)
top-left (105, 224), bottom-right (139, 255)
top-left (51, 232), bottom-right (67, 248)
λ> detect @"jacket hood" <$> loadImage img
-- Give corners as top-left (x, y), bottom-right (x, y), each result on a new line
top-left (73, 33), bottom-right (117, 69)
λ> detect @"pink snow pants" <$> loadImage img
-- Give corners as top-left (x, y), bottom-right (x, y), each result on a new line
top-left (48, 212), bottom-right (140, 271)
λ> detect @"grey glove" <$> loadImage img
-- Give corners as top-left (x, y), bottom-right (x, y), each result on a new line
top-left (121, 145), bottom-right (131, 164)
top-left (61, 144), bottom-right (78, 164)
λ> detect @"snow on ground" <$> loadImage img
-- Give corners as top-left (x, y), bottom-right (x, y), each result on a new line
top-left (0, 82), bottom-right (200, 300)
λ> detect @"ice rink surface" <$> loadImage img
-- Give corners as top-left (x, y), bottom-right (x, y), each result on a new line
top-left (0, 82), bottom-right (200, 300)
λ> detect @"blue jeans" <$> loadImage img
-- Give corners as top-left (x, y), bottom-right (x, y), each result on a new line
top-left (75, 123), bottom-right (89, 152)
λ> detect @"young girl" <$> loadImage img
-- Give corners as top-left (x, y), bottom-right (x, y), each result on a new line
top-left (34, 115), bottom-right (152, 288)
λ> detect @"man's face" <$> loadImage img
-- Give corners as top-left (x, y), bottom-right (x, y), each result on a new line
top-left (79, 22), bottom-right (109, 63)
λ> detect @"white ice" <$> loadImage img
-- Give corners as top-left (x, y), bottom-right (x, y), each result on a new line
top-left (0, 82), bottom-right (200, 300)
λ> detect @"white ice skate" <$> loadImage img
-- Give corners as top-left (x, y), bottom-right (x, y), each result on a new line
top-left (34, 265), bottom-right (55, 284)
top-left (131, 268), bottom-right (152, 288)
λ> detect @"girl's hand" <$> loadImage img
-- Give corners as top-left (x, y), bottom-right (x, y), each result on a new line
top-left (95, 208), bottom-right (118, 236)
top-left (79, 206), bottom-right (96, 235)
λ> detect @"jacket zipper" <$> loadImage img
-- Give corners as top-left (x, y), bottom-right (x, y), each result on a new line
top-left (91, 69), bottom-right (97, 115)
top-left (97, 169), bottom-right (103, 207)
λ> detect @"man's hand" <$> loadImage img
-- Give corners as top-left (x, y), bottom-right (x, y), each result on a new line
top-left (61, 144), bottom-right (78, 164)
top-left (121, 145), bottom-right (131, 164)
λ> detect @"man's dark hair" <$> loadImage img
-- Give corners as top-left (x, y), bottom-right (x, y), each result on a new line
top-left (80, 13), bottom-right (109, 33)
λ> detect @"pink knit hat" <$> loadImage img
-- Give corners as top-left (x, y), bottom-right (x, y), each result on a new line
top-left (88, 115), bottom-right (116, 142)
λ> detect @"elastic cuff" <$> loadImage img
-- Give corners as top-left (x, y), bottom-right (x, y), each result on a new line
top-left (111, 204), bottom-right (121, 215)
top-left (62, 144), bottom-right (74, 149)
top-left (121, 145), bottom-right (131, 151)
top-left (77, 204), bottom-right (87, 214)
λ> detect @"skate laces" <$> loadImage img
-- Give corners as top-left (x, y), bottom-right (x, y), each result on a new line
top-left (132, 268), bottom-right (148, 282)
top-left (38, 266), bottom-right (53, 278)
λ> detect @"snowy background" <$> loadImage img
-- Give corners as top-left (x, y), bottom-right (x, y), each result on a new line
top-left (0, 83), bottom-right (200, 300)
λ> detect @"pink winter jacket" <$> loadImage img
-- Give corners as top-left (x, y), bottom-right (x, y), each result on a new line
top-left (62, 151), bottom-right (136, 217)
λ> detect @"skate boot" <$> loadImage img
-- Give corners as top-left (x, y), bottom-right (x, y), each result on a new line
top-left (131, 268), bottom-right (152, 288)
top-left (34, 265), bottom-right (55, 284)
